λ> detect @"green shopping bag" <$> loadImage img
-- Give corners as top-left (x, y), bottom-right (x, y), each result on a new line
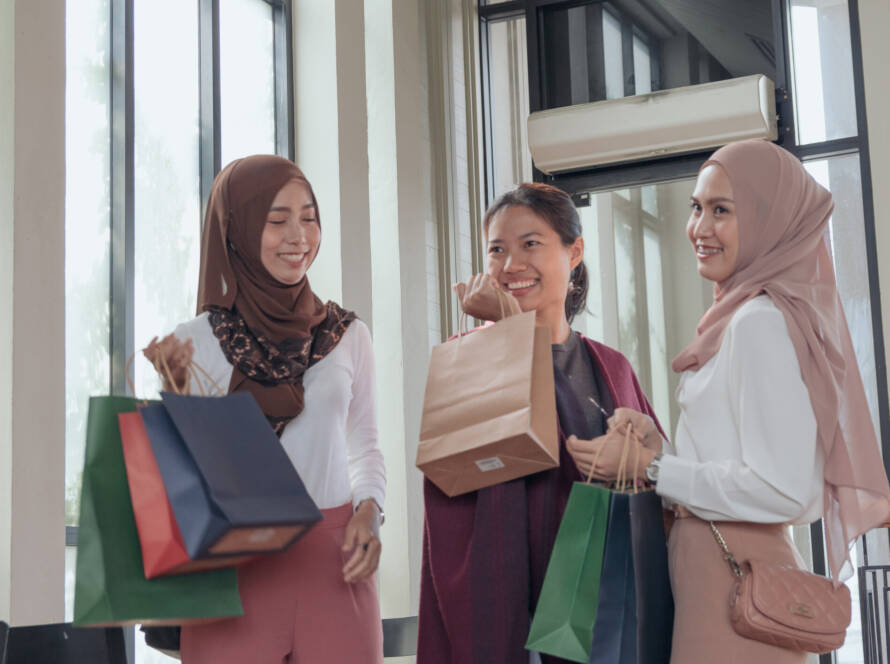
top-left (73, 396), bottom-right (243, 626)
top-left (525, 482), bottom-right (611, 663)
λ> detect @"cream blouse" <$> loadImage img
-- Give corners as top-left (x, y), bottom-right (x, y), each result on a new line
top-left (656, 295), bottom-right (823, 524)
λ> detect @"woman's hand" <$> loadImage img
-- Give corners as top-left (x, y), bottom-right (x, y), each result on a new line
top-left (566, 430), bottom-right (656, 483)
top-left (607, 407), bottom-right (664, 452)
top-left (342, 499), bottom-right (382, 584)
top-left (142, 334), bottom-right (194, 394)
top-left (453, 274), bottom-right (522, 322)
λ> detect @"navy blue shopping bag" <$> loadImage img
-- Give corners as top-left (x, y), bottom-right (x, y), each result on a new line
top-left (629, 490), bottom-right (673, 664)
top-left (589, 492), bottom-right (637, 664)
top-left (140, 391), bottom-right (322, 560)
top-left (588, 489), bottom-right (673, 664)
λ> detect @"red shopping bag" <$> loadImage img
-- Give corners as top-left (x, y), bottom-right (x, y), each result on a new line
top-left (118, 411), bottom-right (251, 578)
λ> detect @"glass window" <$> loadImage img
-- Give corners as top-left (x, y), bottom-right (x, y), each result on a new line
top-left (538, 0), bottom-right (768, 110)
top-left (133, 0), bottom-right (202, 399)
top-left (643, 226), bottom-right (669, 429)
top-left (64, 0), bottom-right (111, 618)
top-left (486, 15), bottom-right (531, 200)
top-left (633, 35), bottom-right (652, 95)
top-left (613, 203), bottom-right (640, 372)
top-left (220, 0), bottom-right (276, 166)
top-left (603, 10), bottom-right (624, 100)
top-left (789, 0), bottom-right (857, 145)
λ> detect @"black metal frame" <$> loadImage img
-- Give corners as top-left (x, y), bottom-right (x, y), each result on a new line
top-left (479, 1), bottom-right (888, 661)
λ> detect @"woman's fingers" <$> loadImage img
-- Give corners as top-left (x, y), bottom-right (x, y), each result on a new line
top-left (344, 538), bottom-right (382, 583)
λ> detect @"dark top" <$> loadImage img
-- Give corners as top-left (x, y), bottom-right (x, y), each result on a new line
top-left (551, 331), bottom-right (614, 440)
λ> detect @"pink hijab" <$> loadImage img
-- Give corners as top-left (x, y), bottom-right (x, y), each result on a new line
top-left (673, 139), bottom-right (890, 582)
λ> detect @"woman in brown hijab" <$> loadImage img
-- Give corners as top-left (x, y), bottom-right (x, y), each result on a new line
top-left (572, 139), bottom-right (890, 662)
top-left (145, 155), bottom-right (386, 663)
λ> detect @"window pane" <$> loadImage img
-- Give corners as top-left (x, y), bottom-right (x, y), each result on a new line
top-left (644, 226), bottom-right (669, 429)
top-left (633, 35), bottom-right (652, 94)
top-left (540, 0), bottom-right (773, 109)
top-left (613, 204), bottom-right (640, 371)
top-left (487, 16), bottom-right (531, 200)
top-left (219, 0), bottom-right (276, 165)
top-left (789, 0), bottom-right (857, 144)
top-left (133, 0), bottom-right (201, 397)
top-left (578, 203), bottom-right (604, 341)
top-left (603, 10), bottom-right (624, 100)
top-left (65, 0), bottom-right (111, 529)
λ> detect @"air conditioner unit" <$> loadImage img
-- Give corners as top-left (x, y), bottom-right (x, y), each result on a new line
top-left (527, 74), bottom-right (777, 174)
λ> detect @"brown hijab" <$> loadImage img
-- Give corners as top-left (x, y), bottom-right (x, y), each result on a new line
top-left (197, 154), bottom-right (355, 433)
top-left (673, 139), bottom-right (890, 582)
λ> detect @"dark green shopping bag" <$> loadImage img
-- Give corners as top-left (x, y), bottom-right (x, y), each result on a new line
top-left (525, 482), bottom-right (611, 663)
top-left (73, 396), bottom-right (244, 626)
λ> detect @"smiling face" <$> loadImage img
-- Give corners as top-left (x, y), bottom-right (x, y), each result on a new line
top-left (260, 179), bottom-right (320, 285)
top-left (687, 164), bottom-right (739, 283)
top-left (485, 204), bottom-right (583, 320)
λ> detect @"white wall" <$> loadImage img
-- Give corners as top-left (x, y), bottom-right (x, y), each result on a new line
top-left (0, 0), bottom-right (67, 625)
top-left (0, 0), bottom-right (15, 624)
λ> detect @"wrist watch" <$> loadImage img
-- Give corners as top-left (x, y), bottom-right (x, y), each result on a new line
top-left (645, 452), bottom-right (663, 485)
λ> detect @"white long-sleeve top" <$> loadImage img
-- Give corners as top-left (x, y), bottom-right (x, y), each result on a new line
top-left (656, 295), bottom-right (823, 524)
top-left (173, 313), bottom-right (386, 512)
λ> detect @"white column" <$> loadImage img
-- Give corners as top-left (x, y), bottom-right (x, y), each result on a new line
top-left (294, 0), bottom-right (373, 324)
top-left (365, 0), bottom-right (433, 618)
top-left (0, 0), bottom-right (67, 625)
top-left (0, 0), bottom-right (15, 624)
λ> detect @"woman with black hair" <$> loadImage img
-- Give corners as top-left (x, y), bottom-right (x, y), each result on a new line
top-left (417, 182), bottom-right (664, 664)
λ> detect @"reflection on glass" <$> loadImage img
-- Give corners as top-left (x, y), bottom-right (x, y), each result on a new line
top-left (789, 0), bottom-right (857, 144)
top-left (65, 0), bottom-right (111, 527)
top-left (220, 0), bottom-right (276, 166)
top-left (633, 36), bottom-right (652, 95)
top-left (603, 10), bottom-right (624, 100)
top-left (644, 227), bottom-right (669, 429)
top-left (613, 208), bottom-right (640, 371)
top-left (487, 16), bottom-right (531, 200)
top-left (133, 0), bottom-right (201, 398)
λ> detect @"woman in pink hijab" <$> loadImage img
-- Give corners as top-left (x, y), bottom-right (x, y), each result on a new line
top-left (570, 139), bottom-right (890, 662)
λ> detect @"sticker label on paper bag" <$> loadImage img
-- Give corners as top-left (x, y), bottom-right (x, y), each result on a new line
top-left (475, 456), bottom-right (505, 472)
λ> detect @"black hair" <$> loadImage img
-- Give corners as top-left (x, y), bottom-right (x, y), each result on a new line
top-left (483, 183), bottom-right (588, 324)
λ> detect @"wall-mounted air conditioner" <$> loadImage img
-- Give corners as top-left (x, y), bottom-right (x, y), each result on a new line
top-left (527, 74), bottom-right (777, 174)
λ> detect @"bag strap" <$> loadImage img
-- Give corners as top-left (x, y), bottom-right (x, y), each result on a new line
top-left (709, 521), bottom-right (745, 578)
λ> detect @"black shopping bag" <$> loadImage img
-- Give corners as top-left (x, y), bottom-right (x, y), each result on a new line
top-left (588, 490), bottom-right (673, 664)
top-left (141, 391), bottom-right (322, 559)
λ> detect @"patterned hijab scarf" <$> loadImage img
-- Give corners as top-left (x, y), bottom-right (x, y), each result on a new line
top-left (673, 139), bottom-right (890, 581)
top-left (197, 154), bottom-right (355, 434)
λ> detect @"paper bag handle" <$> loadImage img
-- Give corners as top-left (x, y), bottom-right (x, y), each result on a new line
top-left (127, 349), bottom-right (225, 398)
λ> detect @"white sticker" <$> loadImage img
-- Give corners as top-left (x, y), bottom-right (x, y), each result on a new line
top-left (247, 528), bottom-right (276, 544)
top-left (475, 456), bottom-right (505, 472)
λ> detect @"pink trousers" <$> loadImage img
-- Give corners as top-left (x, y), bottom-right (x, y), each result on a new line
top-left (181, 503), bottom-right (383, 664)
top-left (668, 516), bottom-right (807, 664)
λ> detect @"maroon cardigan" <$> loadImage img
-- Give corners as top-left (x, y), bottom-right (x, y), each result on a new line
top-left (417, 336), bottom-right (663, 664)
